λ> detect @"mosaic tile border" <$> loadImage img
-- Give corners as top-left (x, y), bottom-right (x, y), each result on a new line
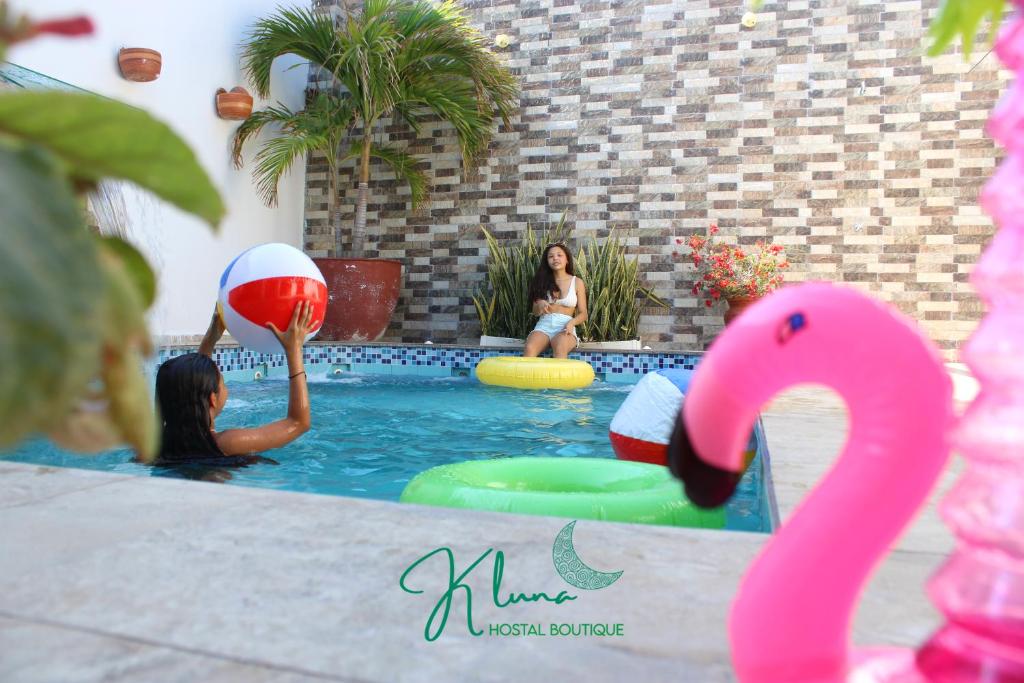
top-left (157, 343), bottom-right (702, 384)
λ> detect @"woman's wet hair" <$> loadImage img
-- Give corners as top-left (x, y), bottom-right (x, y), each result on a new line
top-left (153, 352), bottom-right (274, 470)
top-left (529, 242), bottom-right (576, 304)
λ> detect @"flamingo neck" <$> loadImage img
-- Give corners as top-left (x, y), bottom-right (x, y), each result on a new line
top-left (730, 374), bottom-right (951, 682)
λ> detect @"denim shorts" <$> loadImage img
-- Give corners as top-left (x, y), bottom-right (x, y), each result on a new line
top-left (532, 313), bottom-right (578, 343)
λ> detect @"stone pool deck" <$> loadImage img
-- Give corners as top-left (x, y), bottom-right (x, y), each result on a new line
top-left (0, 378), bottom-right (973, 682)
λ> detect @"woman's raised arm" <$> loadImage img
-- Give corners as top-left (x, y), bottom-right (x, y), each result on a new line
top-left (215, 301), bottom-right (314, 455)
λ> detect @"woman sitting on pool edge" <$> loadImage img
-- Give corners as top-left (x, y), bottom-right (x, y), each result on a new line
top-left (524, 242), bottom-right (589, 359)
top-left (151, 300), bottom-right (315, 469)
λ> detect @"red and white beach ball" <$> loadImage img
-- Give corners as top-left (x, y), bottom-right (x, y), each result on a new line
top-left (217, 243), bottom-right (328, 354)
top-left (609, 369), bottom-right (692, 465)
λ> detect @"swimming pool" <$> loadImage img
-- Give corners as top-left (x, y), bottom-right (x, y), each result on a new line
top-left (3, 374), bottom-right (776, 532)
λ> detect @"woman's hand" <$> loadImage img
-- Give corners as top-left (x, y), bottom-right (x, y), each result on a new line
top-left (267, 301), bottom-right (314, 356)
top-left (563, 320), bottom-right (575, 335)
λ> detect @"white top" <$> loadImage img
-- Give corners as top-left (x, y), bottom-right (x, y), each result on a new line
top-left (547, 276), bottom-right (577, 308)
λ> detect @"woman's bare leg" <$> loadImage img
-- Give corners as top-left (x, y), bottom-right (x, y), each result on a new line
top-left (550, 332), bottom-right (577, 359)
top-left (523, 331), bottom-right (552, 357)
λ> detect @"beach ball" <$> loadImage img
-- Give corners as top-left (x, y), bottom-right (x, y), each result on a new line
top-left (609, 369), bottom-right (693, 465)
top-left (217, 243), bottom-right (327, 354)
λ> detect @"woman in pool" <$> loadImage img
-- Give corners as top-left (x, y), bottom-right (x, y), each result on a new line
top-left (524, 242), bottom-right (589, 359)
top-left (153, 300), bottom-right (314, 467)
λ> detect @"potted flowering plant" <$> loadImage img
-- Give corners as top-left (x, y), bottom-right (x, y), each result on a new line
top-left (683, 223), bottom-right (790, 324)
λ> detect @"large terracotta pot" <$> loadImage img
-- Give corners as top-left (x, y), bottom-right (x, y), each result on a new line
top-left (118, 48), bottom-right (161, 82)
top-left (724, 296), bottom-right (759, 325)
top-left (313, 258), bottom-right (402, 342)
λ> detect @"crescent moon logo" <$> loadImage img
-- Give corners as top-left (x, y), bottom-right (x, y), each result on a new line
top-left (552, 520), bottom-right (623, 590)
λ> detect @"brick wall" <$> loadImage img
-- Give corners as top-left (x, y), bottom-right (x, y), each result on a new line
top-left (303, 0), bottom-right (1007, 355)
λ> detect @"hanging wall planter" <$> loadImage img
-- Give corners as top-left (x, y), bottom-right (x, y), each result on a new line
top-left (118, 48), bottom-right (161, 82)
top-left (215, 87), bottom-right (253, 120)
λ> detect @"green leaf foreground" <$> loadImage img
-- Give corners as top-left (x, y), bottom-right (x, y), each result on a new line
top-left (0, 82), bottom-right (225, 458)
top-left (0, 91), bottom-right (224, 227)
top-left (0, 142), bottom-right (160, 458)
top-left (0, 143), bottom-right (105, 448)
top-left (927, 0), bottom-right (1006, 58)
top-left (95, 238), bottom-right (158, 459)
top-left (99, 236), bottom-right (157, 309)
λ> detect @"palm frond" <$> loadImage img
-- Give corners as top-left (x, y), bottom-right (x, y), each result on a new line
top-left (251, 128), bottom-right (331, 207)
top-left (405, 81), bottom-right (490, 159)
top-left (239, 0), bottom-right (519, 257)
top-left (241, 7), bottom-right (338, 98)
top-left (234, 92), bottom-right (357, 205)
top-left (335, 0), bottom-right (402, 124)
top-left (393, 0), bottom-right (519, 156)
top-left (231, 103), bottom-right (308, 168)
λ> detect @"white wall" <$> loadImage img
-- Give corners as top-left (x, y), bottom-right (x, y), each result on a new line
top-left (11, 1), bottom-right (309, 337)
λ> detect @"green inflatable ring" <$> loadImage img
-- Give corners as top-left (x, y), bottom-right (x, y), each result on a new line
top-left (399, 457), bottom-right (725, 528)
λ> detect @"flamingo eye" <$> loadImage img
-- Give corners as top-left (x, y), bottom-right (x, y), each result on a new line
top-left (777, 312), bottom-right (806, 345)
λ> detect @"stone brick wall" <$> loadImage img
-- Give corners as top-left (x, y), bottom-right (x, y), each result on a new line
top-left (303, 0), bottom-right (1007, 355)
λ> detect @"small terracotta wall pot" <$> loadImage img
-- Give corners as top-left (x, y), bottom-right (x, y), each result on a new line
top-left (724, 296), bottom-right (759, 325)
top-left (216, 87), bottom-right (253, 120)
top-left (118, 48), bottom-right (161, 82)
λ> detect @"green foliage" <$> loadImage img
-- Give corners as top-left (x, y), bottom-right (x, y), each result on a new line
top-left (232, 94), bottom-right (347, 207)
top-left (99, 236), bottom-right (156, 309)
top-left (575, 234), bottom-right (668, 343)
top-left (0, 144), bottom-right (105, 450)
top-left (0, 91), bottom-right (224, 226)
top-left (0, 79), bottom-right (222, 460)
top-left (236, 0), bottom-right (519, 257)
top-left (927, 0), bottom-right (1006, 58)
top-left (472, 216), bottom-right (668, 342)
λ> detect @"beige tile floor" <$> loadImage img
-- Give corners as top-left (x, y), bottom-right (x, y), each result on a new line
top-left (0, 368), bottom-right (972, 683)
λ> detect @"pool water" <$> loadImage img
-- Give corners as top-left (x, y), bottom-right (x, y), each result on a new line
top-left (3, 375), bottom-right (774, 532)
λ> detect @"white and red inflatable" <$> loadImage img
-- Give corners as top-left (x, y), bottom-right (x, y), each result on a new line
top-left (217, 243), bottom-right (328, 354)
top-left (609, 369), bottom-right (692, 465)
top-left (610, 368), bottom-right (758, 469)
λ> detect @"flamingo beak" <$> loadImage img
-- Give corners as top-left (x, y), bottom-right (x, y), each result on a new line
top-left (667, 411), bottom-right (741, 508)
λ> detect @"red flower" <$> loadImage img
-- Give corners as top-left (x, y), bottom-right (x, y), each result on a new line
top-left (29, 16), bottom-right (94, 38)
top-left (683, 221), bottom-right (790, 303)
top-left (675, 237), bottom-right (683, 245)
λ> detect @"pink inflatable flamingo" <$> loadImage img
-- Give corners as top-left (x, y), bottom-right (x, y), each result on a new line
top-left (669, 282), bottom-right (955, 682)
top-left (669, 6), bottom-right (1024, 679)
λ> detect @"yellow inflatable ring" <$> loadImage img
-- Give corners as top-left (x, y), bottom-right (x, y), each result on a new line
top-left (475, 356), bottom-right (595, 390)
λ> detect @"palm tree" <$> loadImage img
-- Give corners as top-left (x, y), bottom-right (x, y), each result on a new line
top-left (232, 0), bottom-right (519, 258)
